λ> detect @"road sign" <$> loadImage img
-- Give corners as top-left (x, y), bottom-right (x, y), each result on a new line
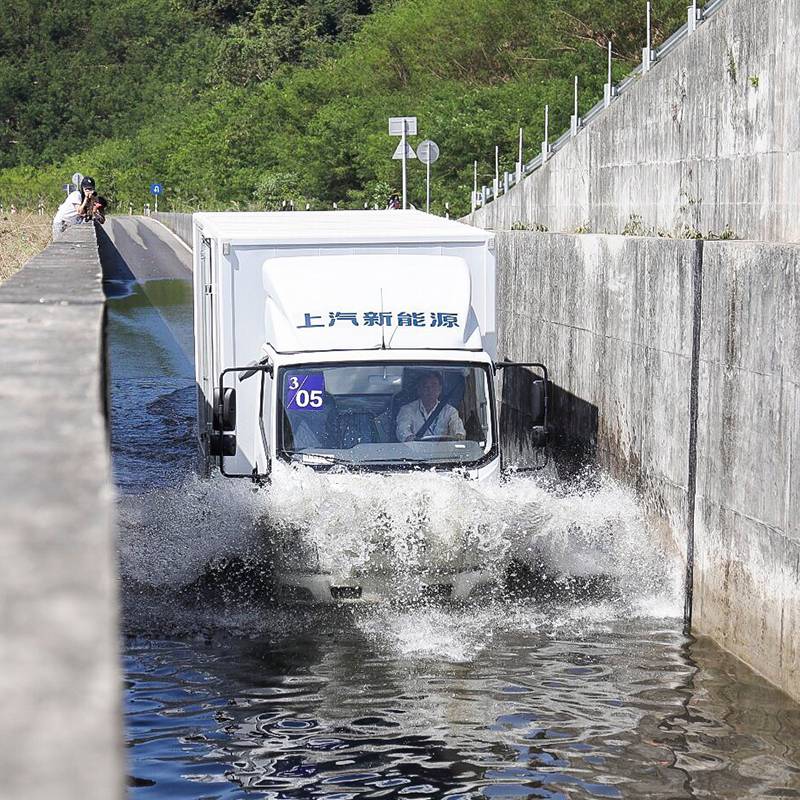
top-left (71, 172), bottom-right (83, 187)
top-left (150, 183), bottom-right (164, 196)
top-left (62, 183), bottom-right (76, 195)
top-left (416, 140), bottom-right (439, 165)
top-left (389, 116), bottom-right (417, 136)
top-left (392, 141), bottom-right (417, 160)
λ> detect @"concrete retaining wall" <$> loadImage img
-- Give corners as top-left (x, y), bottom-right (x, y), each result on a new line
top-left (469, 0), bottom-right (800, 244)
top-left (498, 233), bottom-right (700, 561)
top-left (498, 230), bottom-right (800, 699)
top-left (694, 240), bottom-right (800, 697)
top-left (154, 211), bottom-right (192, 247)
top-left (0, 224), bottom-right (123, 799)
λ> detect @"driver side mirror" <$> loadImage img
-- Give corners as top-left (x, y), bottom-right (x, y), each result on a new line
top-left (530, 379), bottom-right (548, 447)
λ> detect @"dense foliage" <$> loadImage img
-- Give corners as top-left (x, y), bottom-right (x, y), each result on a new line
top-left (0, 0), bottom-right (687, 216)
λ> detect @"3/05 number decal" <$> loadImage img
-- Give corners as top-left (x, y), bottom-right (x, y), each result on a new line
top-left (286, 373), bottom-right (325, 411)
top-left (294, 389), bottom-right (323, 408)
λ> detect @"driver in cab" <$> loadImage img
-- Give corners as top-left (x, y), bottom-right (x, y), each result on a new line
top-left (396, 372), bottom-right (465, 442)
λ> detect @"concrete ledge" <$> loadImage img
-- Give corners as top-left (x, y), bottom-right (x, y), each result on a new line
top-left (0, 223), bottom-right (123, 799)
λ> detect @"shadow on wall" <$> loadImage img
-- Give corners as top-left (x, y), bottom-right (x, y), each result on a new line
top-left (500, 368), bottom-right (598, 475)
top-left (96, 224), bottom-right (136, 287)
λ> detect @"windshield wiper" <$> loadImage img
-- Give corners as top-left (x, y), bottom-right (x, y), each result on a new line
top-left (286, 451), bottom-right (352, 466)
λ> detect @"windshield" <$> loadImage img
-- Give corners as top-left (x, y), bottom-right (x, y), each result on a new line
top-left (276, 362), bottom-right (494, 467)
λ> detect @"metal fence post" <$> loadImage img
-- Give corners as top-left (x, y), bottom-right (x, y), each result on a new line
top-left (687, 0), bottom-right (700, 32)
top-left (570, 75), bottom-right (581, 136)
top-left (541, 104), bottom-right (550, 161)
top-left (493, 146), bottom-right (500, 197)
top-left (516, 128), bottom-right (524, 180)
top-left (604, 40), bottom-right (616, 106)
top-left (471, 160), bottom-right (478, 212)
top-left (642, 0), bottom-right (654, 72)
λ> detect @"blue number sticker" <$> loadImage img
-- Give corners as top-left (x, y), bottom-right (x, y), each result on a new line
top-left (286, 373), bottom-right (325, 411)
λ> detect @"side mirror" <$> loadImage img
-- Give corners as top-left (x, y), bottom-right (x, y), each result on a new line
top-left (215, 365), bottom-right (273, 482)
top-left (530, 379), bottom-right (545, 425)
top-left (213, 387), bottom-right (236, 431)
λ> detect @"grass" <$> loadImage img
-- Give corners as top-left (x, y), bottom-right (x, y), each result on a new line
top-left (0, 212), bottom-right (52, 282)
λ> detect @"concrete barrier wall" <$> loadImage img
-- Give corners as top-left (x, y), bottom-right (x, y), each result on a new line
top-left (499, 230), bottom-right (800, 699)
top-left (694, 240), bottom-right (800, 697)
top-left (469, 0), bottom-right (800, 244)
top-left (0, 224), bottom-right (123, 799)
top-left (498, 232), bottom-right (700, 560)
top-left (154, 212), bottom-right (192, 247)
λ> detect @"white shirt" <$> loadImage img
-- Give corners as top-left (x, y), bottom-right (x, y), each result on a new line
top-left (396, 399), bottom-right (465, 442)
top-left (53, 190), bottom-right (82, 230)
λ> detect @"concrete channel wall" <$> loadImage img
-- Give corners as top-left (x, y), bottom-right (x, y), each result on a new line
top-left (497, 230), bottom-right (800, 700)
top-left (0, 224), bottom-right (123, 800)
top-left (469, 0), bottom-right (800, 244)
top-left (152, 211), bottom-right (800, 699)
top-left (154, 211), bottom-right (192, 247)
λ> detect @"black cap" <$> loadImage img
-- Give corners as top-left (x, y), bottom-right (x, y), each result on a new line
top-left (81, 176), bottom-right (96, 189)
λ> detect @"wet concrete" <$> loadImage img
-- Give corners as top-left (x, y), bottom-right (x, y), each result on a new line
top-left (494, 230), bottom-right (800, 701)
top-left (0, 223), bottom-right (123, 800)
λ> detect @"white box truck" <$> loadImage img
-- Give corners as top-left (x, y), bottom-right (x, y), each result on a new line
top-left (192, 210), bottom-right (547, 601)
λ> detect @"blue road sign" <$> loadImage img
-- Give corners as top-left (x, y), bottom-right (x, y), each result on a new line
top-left (150, 183), bottom-right (164, 196)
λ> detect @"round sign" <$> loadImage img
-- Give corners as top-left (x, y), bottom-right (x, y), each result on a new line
top-left (416, 140), bottom-right (440, 165)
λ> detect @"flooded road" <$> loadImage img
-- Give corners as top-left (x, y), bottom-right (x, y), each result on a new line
top-left (105, 217), bottom-right (800, 799)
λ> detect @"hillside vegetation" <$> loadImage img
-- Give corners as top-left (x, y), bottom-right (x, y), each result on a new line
top-left (0, 0), bottom-right (687, 216)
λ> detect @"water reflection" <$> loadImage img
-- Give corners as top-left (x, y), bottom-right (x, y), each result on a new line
top-left (125, 612), bottom-right (800, 799)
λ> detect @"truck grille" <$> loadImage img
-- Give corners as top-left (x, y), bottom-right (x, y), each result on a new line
top-left (331, 586), bottom-right (362, 601)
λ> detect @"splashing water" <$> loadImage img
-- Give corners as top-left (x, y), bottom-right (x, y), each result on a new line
top-left (118, 461), bottom-right (682, 626)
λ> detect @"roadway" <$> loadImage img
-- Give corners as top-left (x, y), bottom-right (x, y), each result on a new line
top-left (99, 215), bottom-right (191, 283)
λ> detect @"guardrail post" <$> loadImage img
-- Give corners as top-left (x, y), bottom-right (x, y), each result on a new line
top-left (687, 0), bottom-right (701, 32)
top-left (481, 185), bottom-right (487, 206)
top-left (471, 160), bottom-right (478, 212)
top-left (642, 0), bottom-right (654, 72)
top-left (570, 75), bottom-right (581, 136)
top-left (541, 104), bottom-right (550, 161)
top-left (604, 40), bottom-right (617, 106)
